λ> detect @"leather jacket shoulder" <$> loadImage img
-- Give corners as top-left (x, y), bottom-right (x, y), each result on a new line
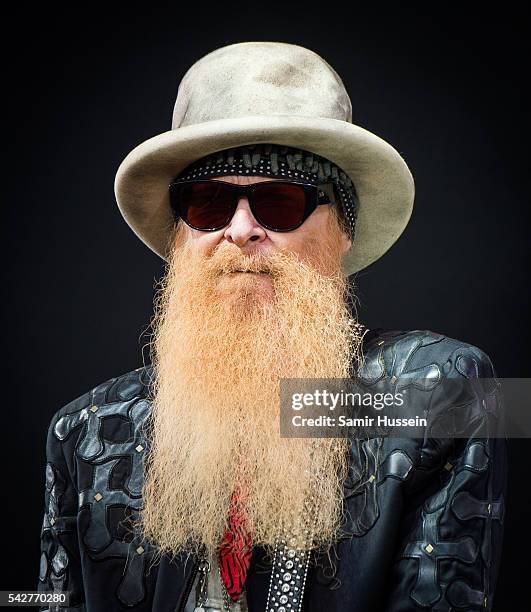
top-left (37, 329), bottom-right (507, 611)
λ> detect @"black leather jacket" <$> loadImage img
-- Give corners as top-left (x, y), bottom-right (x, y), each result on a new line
top-left (37, 328), bottom-right (507, 611)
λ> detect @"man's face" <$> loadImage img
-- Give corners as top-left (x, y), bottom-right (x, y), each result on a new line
top-left (181, 174), bottom-right (352, 297)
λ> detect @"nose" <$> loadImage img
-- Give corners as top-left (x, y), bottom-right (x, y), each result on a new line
top-left (224, 197), bottom-right (267, 247)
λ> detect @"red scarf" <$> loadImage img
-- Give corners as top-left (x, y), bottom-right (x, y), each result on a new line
top-left (217, 488), bottom-right (253, 601)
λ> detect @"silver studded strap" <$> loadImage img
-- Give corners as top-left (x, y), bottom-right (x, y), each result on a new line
top-left (264, 486), bottom-right (320, 612)
top-left (264, 538), bottom-right (313, 612)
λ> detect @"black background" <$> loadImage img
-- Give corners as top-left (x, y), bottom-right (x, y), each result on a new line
top-left (4, 5), bottom-right (529, 609)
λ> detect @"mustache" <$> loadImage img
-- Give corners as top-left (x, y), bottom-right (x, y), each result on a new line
top-left (204, 244), bottom-right (294, 276)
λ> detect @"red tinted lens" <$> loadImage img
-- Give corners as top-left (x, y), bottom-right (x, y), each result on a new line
top-left (177, 182), bottom-right (235, 229)
top-left (252, 183), bottom-right (308, 230)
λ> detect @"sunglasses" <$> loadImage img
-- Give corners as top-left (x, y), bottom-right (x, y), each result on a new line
top-left (169, 179), bottom-right (336, 232)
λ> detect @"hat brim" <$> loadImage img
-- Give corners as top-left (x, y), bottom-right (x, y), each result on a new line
top-left (114, 115), bottom-right (414, 274)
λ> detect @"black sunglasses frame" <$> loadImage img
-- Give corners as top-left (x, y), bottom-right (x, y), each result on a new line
top-left (168, 179), bottom-right (336, 232)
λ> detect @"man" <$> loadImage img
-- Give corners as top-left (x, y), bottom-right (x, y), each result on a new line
top-left (37, 42), bottom-right (506, 611)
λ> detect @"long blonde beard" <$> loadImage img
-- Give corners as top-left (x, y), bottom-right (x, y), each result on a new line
top-left (138, 212), bottom-right (361, 561)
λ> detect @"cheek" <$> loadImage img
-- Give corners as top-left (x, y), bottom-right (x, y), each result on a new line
top-left (267, 232), bottom-right (306, 257)
top-left (299, 210), bottom-right (335, 253)
top-left (267, 211), bottom-right (337, 271)
top-left (188, 228), bottom-right (225, 253)
top-left (269, 220), bottom-right (326, 261)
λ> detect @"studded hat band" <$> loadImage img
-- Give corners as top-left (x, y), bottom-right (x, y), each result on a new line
top-left (172, 144), bottom-right (359, 239)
